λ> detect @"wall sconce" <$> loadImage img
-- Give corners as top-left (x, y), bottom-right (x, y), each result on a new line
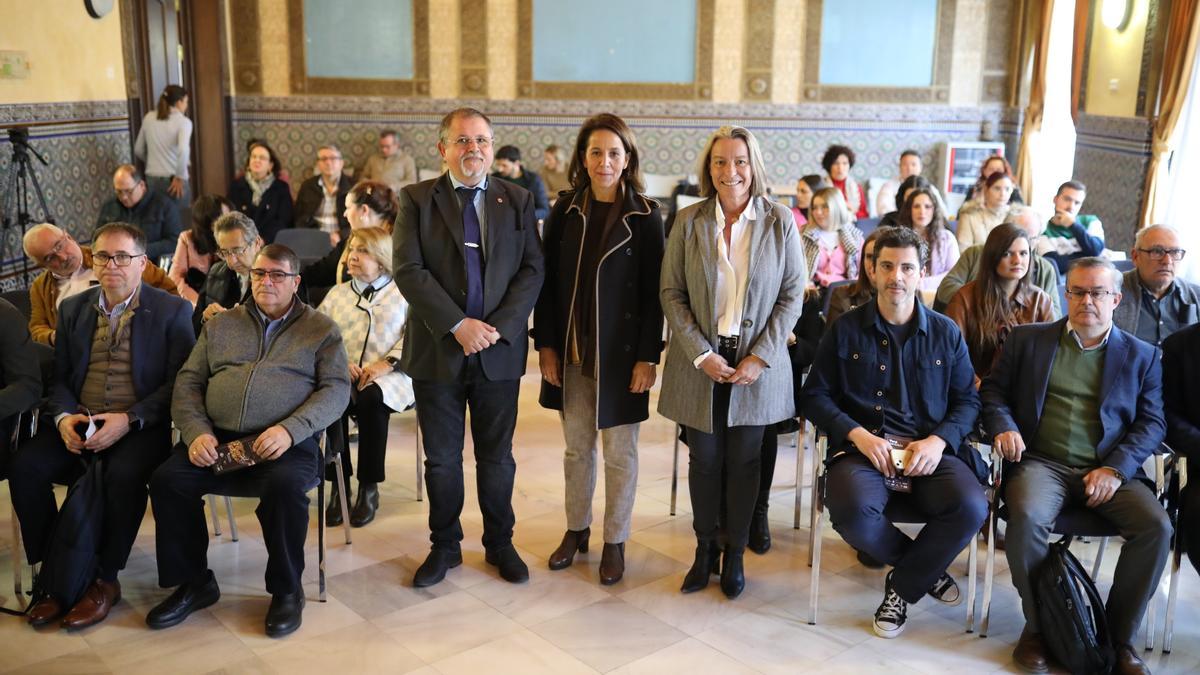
top-left (1101, 0), bottom-right (1133, 32)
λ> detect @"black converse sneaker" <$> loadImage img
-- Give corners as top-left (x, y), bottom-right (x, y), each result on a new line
top-left (927, 572), bottom-right (962, 606)
top-left (873, 571), bottom-right (908, 639)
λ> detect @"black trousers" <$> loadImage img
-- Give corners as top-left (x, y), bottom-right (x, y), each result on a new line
top-left (825, 452), bottom-right (987, 603)
top-left (149, 431), bottom-right (320, 595)
top-left (412, 355), bottom-right (519, 553)
top-left (327, 383), bottom-right (396, 485)
top-left (9, 423), bottom-right (170, 578)
top-left (686, 348), bottom-right (766, 552)
top-left (758, 431), bottom-right (777, 510)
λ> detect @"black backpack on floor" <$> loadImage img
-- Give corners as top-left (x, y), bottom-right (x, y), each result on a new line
top-left (1033, 538), bottom-right (1116, 675)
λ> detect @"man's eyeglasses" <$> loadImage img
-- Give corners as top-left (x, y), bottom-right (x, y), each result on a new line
top-left (1136, 247), bottom-right (1186, 261)
top-left (114, 184), bottom-right (142, 197)
top-left (1065, 288), bottom-right (1118, 301)
top-left (92, 252), bottom-right (145, 267)
top-left (449, 136), bottom-right (493, 149)
top-left (250, 269), bottom-right (298, 283)
top-left (41, 235), bottom-right (71, 265)
top-left (317, 154), bottom-right (342, 162)
top-left (217, 244), bottom-right (253, 259)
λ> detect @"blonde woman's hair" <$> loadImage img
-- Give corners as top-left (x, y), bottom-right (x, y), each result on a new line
top-left (346, 226), bottom-right (393, 276)
top-left (810, 186), bottom-right (852, 230)
top-left (697, 126), bottom-right (768, 199)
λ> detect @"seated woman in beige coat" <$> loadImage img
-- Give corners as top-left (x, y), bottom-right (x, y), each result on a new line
top-left (659, 125), bottom-right (806, 600)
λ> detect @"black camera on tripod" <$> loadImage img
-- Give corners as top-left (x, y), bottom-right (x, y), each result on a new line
top-left (2, 125), bottom-right (55, 283)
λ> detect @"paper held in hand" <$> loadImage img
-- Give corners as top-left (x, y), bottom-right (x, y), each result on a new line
top-left (883, 434), bottom-right (914, 493)
top-left (211, 434), bottom-right (264, 475)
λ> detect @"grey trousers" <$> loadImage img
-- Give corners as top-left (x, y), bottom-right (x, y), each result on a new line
top-left (561, 365), bottom-right (640, 544)
top-left (1004, 456), bottom-right (1172, 644)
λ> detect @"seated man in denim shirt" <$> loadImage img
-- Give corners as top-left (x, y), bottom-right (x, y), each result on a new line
top-left (802, 226), bottom-right (985, 640)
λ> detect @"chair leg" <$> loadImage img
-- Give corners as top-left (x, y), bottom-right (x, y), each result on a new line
top-left (1164, 537), bottom-right (1182, 653)
top-left (966, 533), bottom-right (978, 633)
top-left (318, 475), bottom-right (327, 603)
top-left (333, 456), bottom-right (352, 545)
top-left (808, 501), bottom-right (823, 625)
top-left (1092, 536), bottom-right (1108, 580)
top-left (225, 494), bottom-right (238, 540)
top-left (670, 424), bottom-right (680, 517)
top-left (1144, 586), bottom-right (1156, 652)
top-left (207, 494), bottom-right (222, 536)
top-left (794, 419), bottom-right (806, 530)
top-left (11, 509), bottom-right (24, 607)
top-left (980, 510), bottom-right (996, 638)
top-left (414, 417), bottom-right (423, 502)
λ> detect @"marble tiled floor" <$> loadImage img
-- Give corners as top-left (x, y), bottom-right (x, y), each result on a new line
top-left (2, 357), bottom-right (1199, 674)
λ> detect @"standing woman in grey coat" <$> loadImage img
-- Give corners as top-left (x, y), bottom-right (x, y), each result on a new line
top-left (659, 126), bottom-right (806, 599)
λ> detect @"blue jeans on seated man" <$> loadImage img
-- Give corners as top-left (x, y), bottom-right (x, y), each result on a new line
top-left (825, 451), bottom-right (987, 604)
top-left (149, 430), bottom-right (320, 595)
top-left (1004, 455), bottom-right (1171, 645)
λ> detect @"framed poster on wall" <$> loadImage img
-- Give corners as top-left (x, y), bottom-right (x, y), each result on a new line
top-left (939, 141), bottom-right (1006, 214)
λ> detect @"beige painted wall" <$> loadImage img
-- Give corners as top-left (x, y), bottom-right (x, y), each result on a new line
top-left (1085, 0), bottom-right (1149, 117)
top-left (0, 0), bottom-right (126, 104)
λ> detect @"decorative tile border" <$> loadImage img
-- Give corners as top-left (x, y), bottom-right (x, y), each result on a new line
top-left (0, 101), bottom-right (131, 288)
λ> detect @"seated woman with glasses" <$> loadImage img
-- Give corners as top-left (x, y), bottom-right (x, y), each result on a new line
top-left (318, 226), bottom-right (412, 527)
top-left (944, 223), bottom-right (1053, 385)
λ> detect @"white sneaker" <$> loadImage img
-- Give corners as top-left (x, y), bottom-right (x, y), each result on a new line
top-left (873, 572), bottom-right (908, 639)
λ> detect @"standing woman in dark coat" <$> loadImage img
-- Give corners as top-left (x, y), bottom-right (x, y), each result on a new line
top-left (228, 140), bottom-right (293, 244)
top-left (534, 113), bottom-right (664, 585)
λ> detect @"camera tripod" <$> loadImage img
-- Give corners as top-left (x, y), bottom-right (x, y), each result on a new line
top-left (2, 126), bottom-right (55, 285)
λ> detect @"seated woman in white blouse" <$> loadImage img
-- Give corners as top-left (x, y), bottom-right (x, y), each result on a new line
top-left (317, 226), bottom-right (413, 528)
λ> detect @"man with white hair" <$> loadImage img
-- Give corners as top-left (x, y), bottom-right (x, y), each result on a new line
top-left (934, 204), bottom-right (1061, 317)
top-left (1113, 224), bottom-right (1199, 347)
top-left (22, 223), bottom-right (177, 346)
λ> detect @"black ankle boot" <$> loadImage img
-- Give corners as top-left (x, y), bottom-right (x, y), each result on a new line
top-left (681, 540), bottom-right (718, 593)
top-left (720, 548), bottom-right (745, 599)
top-left (326, 481), bottom-right (347, 526)
top-left (748, 504), bottom-right (771, 555)
top-left (350, 482), bottom-right (379, 527)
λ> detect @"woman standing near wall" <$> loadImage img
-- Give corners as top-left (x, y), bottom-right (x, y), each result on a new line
top-left (660, 125), bottom-right (805, 599)
top-left (535, 114), bottom-right (664, 585)
top-left (134, 85), bottom-right (193, 211)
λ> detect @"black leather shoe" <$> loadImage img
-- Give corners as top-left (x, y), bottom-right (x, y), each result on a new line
top-left (413, 548), bottom-right (463, 588)
top-left (146, 570), bottom-right (221, 629)
top-left (264, 591), bottom-right (305, 638)
top-left (720, 549), bottom-right (745, 599)
top-left (681, 540), bottom-right (718, 593)
top-left (598, 542), bottom-right (625, 585)
top-left (748, 505), bottom-right (771, 555)
top-left (548, 528), bottom-right (590, 570)
top-left (325, 481), bottom-right (346, 527)
top-left (349, 482), bottom-right (379, 527)
top-left (485, 545), bottom-right (530, 583)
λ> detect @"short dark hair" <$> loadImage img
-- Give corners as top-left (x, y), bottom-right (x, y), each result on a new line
top-left (94, 222), bottom-right (148, 254)
top-left (256, 243), bottom-right (300, 275)
top-left (439, 107), bottom-right (493, 143)
top-left (190, 194), bottom-right (234, 256)
top-left (873, 223), bottom-right (928, 270)
top-left (900, 149), bottom-right (920, 160)
top-left (495, 145), bottom-right (521, 162)
top-left (379, 129), bottom-right (398, 140)
top-left (1057, 180), bottom-right (1087, 196)
top-left (821, 144), bottom-right (856, 173)
top-left (1067, 256), bottom-right (1121, 292)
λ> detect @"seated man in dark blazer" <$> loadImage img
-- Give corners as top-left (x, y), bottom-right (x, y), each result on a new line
top-left (802, 226), bottom-right (985, 640)
top-left (1161, 322), bottom-right (1200, 580)
top-left (394, 108), bottom-right (544, 588)
top-left (147, 244), bottom-right (349, 638)
top-left (293, 144), bottom-right (353, 243)
top-left (9, 222), bottom-right (195, 629)
top-left (95, 165), bottom-right (183, 261)
top-left (981, 257), bottom-right (1169, 675)
top-left (0, 297), bottom-right (42, 475)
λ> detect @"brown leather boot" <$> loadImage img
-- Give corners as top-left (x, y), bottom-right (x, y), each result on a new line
top-left (1114, 644), bottom-right (1151, 675)
top-left (61, 579), bottom-right (121, 629)
top-left (599, 542), bottom-right (625, 585)
top-left (548, 528), bottom-right (589, 570)
top-left (1012, 627), bottom-right (1050, 673)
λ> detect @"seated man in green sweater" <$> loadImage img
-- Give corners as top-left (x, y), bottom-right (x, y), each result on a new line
top-left (980, 257), bottom-right (1168, 675)
top-left (1039, 180), bottom-right (1105, 274)
top-left (146, 244), bottom-right (350, 638)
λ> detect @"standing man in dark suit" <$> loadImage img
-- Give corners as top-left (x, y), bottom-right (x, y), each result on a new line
top-left (393, 107), bottom-right (544, 587)
top-left (9, 222), bottom-right (195, 629)
top-left (981, 257), bottom-right (1168, 675)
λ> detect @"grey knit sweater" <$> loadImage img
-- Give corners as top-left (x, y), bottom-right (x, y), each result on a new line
top-left (172, 298), bottom-right (350, 446)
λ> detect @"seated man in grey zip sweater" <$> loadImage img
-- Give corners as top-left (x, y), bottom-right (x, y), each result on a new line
top-left (146, 243), bottom-right (350, 638)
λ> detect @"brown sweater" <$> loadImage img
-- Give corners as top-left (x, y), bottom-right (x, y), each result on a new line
top-left (29, 246), bottom-right (177, 345)
top-left (944, 280), bottom-right (1054, 380)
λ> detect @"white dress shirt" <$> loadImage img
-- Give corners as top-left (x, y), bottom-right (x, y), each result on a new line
top-left (693, 198), bottom-right (756, 368)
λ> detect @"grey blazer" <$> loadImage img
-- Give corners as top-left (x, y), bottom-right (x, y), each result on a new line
top-left (1113, 268), bottom-right (1200, 338)
top-left (658, 195), bottom-right (807, 433)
